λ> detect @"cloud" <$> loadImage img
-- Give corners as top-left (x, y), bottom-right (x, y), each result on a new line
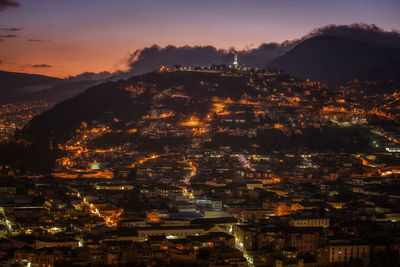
top-left (127, 45), bottom-right (230, 74)
top-left (306, 23), bottom-right (400, 50)
top-left (0, 0), bottom-right (20, 12)
top-left (126, 42), bottom-right (295, 74)
top-left (0, 34), bottom-right (17, 38)
top-left (29, 64), bottom-right (52, 68)
top-left (65, 71), bottom-right (113, 82)
top-left (1, 27), bottom-right (22, 31)
top-left (27, 38), bottom-right (51, 43)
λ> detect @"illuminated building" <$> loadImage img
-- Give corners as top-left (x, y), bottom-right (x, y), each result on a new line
top-left (232, 51), bottom-right (238, 68)
top-left (288, 217), bottom-right (330, 228)
top-left (90, 160), bottom-right (100, 170)
top-left (318, 242), bottom-right (370, 265)
top-left (137, 226), bottom-right (206, 239)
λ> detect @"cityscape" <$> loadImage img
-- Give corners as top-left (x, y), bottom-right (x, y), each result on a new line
top-left (0, 1), bottom-right (400, 267)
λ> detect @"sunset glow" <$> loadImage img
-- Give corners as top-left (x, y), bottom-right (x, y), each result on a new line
top-left (0, 0), bottom-right (399, 77)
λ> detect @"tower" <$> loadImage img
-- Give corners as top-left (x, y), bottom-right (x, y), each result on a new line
top-left (232, 51), bottom-right (238, 68)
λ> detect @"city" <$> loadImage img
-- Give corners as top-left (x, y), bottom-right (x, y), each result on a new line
top-left (0, 65), bottom-right (399, 266)
top-left (0, 1), bottom-right (400, 266)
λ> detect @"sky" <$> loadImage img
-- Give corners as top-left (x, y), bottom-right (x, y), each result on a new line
top-left (0, 0), bottom-right (399, 78)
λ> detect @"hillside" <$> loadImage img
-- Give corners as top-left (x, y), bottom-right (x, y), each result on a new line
top-left (23, 71), bottom-right (256, 143)
top-left (0, 70), bottom-right (62, 98)
top-left (1, 69), bottom-right (388, 175)
top-left (268, 36), bottom-right (400, 82)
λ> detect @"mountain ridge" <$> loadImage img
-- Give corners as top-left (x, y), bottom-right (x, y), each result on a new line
top-left (268, 35), bottom-right (400, 82)
top-left (0, 70), bottom-right (62, 98)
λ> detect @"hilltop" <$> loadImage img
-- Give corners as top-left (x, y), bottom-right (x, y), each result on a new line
top-left (269, 36), bottom-right (400, 82)
top-left (0, 70), bottom-right (62, 98)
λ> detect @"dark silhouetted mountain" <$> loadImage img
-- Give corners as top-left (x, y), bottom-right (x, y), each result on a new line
top-left (0, 70), bottom-right (61, 98)
top-left (268, 36), bottom-right (400, 82)
top-left (0, 70), bottom-right (113, 105)
top-left (306, 23), bottom-right (400, 50)
top-left (360, 59), bottom-right (400, 82)
top-left (65, 71), bottom-right (113, 82)
top-left (26, 80), bottom-right (103, 101)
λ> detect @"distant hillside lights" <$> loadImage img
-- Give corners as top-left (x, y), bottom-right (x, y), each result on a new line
top-left (156, 52), bottom-right (254, 73)
top-left (156, 62), bottom-right (262, 73)
top-left (159, 65), bottom-right (171, 72)
top-left (124, 84), bottom-right (146, 98)
top-left (385, 144), bottom-right (400, 153)
top-left (181, 116), bottom-right (202, 127)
